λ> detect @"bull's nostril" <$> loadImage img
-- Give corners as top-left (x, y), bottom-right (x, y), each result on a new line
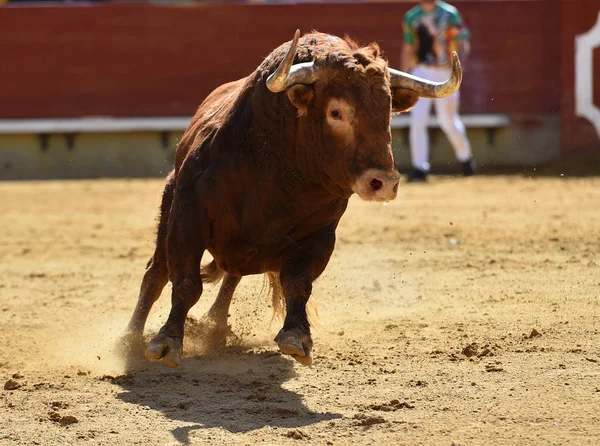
top-left (393, 181), bottom-right (399, 193)
top-left (370, 179), bottom-right (383, 191)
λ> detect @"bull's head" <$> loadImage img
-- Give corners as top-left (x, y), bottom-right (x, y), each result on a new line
top-left (265, 30), bottom-right (462, 202)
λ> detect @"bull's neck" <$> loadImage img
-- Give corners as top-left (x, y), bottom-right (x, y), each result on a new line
top-left (247, 124), bottom-right (350, 202)
top-left (248, 120), bottom-right (349, 200)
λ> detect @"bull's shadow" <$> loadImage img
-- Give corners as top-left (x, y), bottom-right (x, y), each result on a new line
top-left (115, 348), bottom-right (341, 444)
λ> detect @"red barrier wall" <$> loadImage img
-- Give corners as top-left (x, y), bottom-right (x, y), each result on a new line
top-left (0, 1), bottom-right (561, 118)
top-left (0, 0), bottom-right (599, 155)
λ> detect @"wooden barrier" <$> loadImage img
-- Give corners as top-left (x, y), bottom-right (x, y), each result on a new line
top-left (560, 0), bottom-right (600, 155)
top-left (0, 0), bottom-right (599, 156)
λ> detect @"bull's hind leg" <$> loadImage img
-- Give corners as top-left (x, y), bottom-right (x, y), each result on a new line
top-left (145, 173), bottom-right (206, 367)
top-left (275, 225), bottom-right (337, 367)
top-left (125, 172), bottom-right (175, 336)
top-left (206, 274), bottom-right (241, 331)
top-left (200, 273), bottom-right (241, 348)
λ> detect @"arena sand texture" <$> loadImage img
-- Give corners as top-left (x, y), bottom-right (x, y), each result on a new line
top-left (1, 175), bottom-right (599, 445)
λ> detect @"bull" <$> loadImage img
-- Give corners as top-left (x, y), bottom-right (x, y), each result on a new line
top-left (124, 30), bottom-right (461, 367)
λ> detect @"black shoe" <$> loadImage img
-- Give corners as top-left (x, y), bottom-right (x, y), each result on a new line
top-left (462, 158), bottom-right (477, 176)
top-left (406, 168), bottom-right (428, 182)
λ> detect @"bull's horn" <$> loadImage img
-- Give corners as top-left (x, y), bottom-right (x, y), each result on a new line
top-left (388, 51), bottom-right (462, 98)
top-left (266, 29), bottom-right (317, 93)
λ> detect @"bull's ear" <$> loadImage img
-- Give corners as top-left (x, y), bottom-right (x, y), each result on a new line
top-left (392, 88), bottom-right (419, 113)
top-left (287, 85), bottom-right (314, 116)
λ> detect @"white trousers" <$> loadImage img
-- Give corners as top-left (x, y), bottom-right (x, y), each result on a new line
top-left (409, 65), bottom-right (472, 172)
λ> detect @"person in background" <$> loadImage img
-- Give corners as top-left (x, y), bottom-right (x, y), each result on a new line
top-left (402, 0), bottom-right (476, 182)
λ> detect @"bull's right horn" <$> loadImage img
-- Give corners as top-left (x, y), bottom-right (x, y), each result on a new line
top-left (388, 51), bottom-right (462, 98)
top-left (266, 29), bottom-right (318, 93)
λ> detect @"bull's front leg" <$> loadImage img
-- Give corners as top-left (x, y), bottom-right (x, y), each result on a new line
top-left (276, 268), bottom-right (314, 366)
top-left (275, 225), bottom-right (337, 366)
top-left (145, 172), bottom-right (206, 368)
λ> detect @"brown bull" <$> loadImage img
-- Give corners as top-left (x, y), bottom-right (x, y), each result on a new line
top-left (125, 30), bottom-right (462, 367)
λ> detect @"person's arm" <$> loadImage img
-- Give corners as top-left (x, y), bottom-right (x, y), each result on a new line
top-left (455, 39), bottom-right (470, 64)
top-left (401, 16), bottom-right (416, 72)
top-left (401, 44), bottom-right (416, 73)
top-left (449, 9), bottom-right (471, 65)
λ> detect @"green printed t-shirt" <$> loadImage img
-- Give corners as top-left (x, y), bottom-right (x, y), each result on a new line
top-left (403, 1), bottom-right (470, 67)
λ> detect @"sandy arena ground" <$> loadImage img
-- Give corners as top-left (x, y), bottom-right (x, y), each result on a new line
top-left (0, 174), bottom-right (599, 445)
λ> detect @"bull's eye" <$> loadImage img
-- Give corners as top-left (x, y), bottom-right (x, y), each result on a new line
top-left (330, 110), bottom-right (342, 119)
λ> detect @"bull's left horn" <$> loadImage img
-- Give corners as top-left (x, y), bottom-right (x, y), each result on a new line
top-left (266, 29), bottom-right (317, 93)
top-left (388, 51), bottom-right (462, 98)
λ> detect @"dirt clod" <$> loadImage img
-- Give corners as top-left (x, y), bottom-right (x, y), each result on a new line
top-left (478, 347), bottom-right (492, 357)
top-left (49, 411), bottom-right (79, 426)
top-left (462, 344), bottom-right (494, 359)
top-left (273, 408), bottom-right (298, 417)
top-left (49, 402), bottom-right (69, 410)
top-left (99, 373), bottom-right (134, 384)
top-left (353, 414), bottom-right (387, 426)
top-left (462, 343), bottom-right (478, 357)
top-left (286, 429), bottom-right (309, 440)
top-left (245, 393), bottom-right (267, 401)
top-left (4, 379), bottom-right (21, 390)
top-left (368, 400), bottom-right (414, 411)
top-left (176, 401), bottom-right (193, 410)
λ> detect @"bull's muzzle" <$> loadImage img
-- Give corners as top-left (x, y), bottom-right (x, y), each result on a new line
top-left (352, 168), bottom-right (401, 202)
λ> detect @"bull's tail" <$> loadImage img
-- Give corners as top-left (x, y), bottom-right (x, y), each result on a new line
top-left (266, 272), bottom-right (286, 321)
top-left (266, 272), bottom-right (318, 325)
top-left (200, 260), bottom-right (226, 284)
top-left (199, 265), bottom-right (318, 324)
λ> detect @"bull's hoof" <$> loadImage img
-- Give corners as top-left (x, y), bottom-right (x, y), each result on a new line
top-left (275, 328), bottom-right (313, 367)
top-left (145, 334), bottom-right (183, 367)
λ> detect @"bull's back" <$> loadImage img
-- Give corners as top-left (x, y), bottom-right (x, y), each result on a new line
top-left (174, 78), bottom-right (246, 176)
